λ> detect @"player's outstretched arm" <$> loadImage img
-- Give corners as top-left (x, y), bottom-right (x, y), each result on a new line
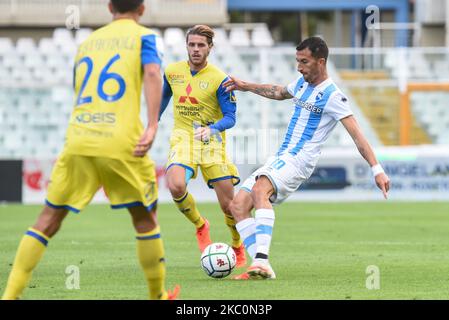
top-left (134, 63), bottom-right (163, 157)
top-left (223, 76), bottom-right (293, 100)
top-left (341, 115), bottom-right (390, 199)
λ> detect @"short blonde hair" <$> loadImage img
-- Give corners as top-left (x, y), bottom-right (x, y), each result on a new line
top-left (186, 25), bottom-right (214, 46)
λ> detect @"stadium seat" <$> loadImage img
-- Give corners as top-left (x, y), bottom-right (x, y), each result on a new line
top-left (53, 28), bottom-right (74, 44)
top-left (251, 25), bottom-right (274, 47)
top-left (407, 51), bottom-right (431, 79)
top-left (24, 54), bottom-right (45, 69)
top-left (53, 28), bottom-right (77, 57)
top-left (410, 92), bottom-right (449, 144)
top-left (229, 27), bottom-right (251, 47)
top-left (61, 42), bottom-right (78, 59)
top-left (0, 37), bottom-right (14, 54)
top-left (38, 38), bottom-right (58, 55)
top-left (52, 86), bottom-right (72, 103)
top-left (163, 28), bottom-right (185, 55)
top-left (213, 27), bottom-right (229, 48)
top-left (75, 28), bottom-right (93, 45)
top-left (2, 53), bottom-right (22, 69)
top-left (436, 133), bottom-right (449, 144)
top-left (16, 38), bottom-right (37, 55)
top-left (46, 53), bottom-right (68, 69)
top-left (11, 67), bottom-right (33, 83)
top-left (432, 60), bottom-right (449, 80)
top-left (31, 66), bottom-right (48, 81)
top-left (0, 67), bottom-right (8, 81)
top-left (3, 132), bottom-right (23, 149)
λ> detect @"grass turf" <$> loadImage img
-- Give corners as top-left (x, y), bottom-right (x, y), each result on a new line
top-left (1, 202), bottom-right (449, 300)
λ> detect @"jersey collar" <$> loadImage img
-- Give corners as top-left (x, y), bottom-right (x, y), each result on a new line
top-left (187, 61), bottom-right (209, 77)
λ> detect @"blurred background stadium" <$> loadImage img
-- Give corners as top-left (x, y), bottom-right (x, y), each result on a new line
top-left (2, 0), bottom-right (449, 301)
top-left (0, 0), bottom-right (448, 203)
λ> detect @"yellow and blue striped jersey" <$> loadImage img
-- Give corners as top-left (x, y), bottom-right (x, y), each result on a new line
top-left (65, 19), bottom-right (163, 160)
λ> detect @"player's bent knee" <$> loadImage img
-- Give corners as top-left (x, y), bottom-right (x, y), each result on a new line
top-left (147, 209), bottom-right (158, 229)
top-left (228, 201), bottom-right (239, 216)
top-left (219, 200), bottom-right (232, 216)
top-left (167, 181), bottom-right (186, 199)
top-left (250, 185), bottom-right (270, 207)
top-left (33, 218), bottom-right (62, 238)
top-left (228, 190), bottom-right (253, 222)
top-left (250, 184), bottom-right (264, 200)
top-left (33, 206), bottom-right (68, 238)
top-left (129, 207), bottom-right (158, 233)
top-left (229, 199), bottom-right (246, 222)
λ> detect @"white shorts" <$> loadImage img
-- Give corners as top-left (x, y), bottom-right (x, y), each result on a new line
top-left (241, 153), bottom-right (315, 204)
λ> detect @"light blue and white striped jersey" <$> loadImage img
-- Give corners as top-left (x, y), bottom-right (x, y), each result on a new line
top-left (278, 76), bottom-right (352, 160)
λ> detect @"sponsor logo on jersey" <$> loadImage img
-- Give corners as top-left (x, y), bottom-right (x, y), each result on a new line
top-left (145, 181), bottom-right (155, 200)
top-left (230, 92), bottom-right (237, 103)
top-left (199, 81), bottom-right (209, 90)
top-left (293, 98), bottom-right (323, 114)
top-left (179, 83), bottom-right (199, 104)
top-left (74, 112), bottom-right (116, 124)
top-left (168, 73), bottom-right (185, 84)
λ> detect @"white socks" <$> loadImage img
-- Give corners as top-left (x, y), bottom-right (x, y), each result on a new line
top-left (236, 208), bottom-right (275, 262)
top-left (254, 209), bottom-right (275, 260)
top-left (236, 218), bottom-right (257, 259)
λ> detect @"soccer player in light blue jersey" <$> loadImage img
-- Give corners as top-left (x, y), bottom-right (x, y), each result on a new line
top-left (223, 37), bottom-right (390, 280)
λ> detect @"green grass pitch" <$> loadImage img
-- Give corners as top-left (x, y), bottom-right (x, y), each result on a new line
top-left (1, 202), bottom-right (449, 300)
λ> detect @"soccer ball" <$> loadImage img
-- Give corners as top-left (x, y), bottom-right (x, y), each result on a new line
top-left (200, 242), bottom-right (236, 278)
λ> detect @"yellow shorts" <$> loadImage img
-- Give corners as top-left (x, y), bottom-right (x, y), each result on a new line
top-left (166, 144), bottom-right (240, 189)
top-left (46, 152), bottom-right (158, 213)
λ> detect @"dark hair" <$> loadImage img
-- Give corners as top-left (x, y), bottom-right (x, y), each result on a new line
top-left (110, 0), bottom-right (144, 13)
top-left (186, 25), bottom-right (214, 46)
top-left (296, 37), bottom-right (329, 62)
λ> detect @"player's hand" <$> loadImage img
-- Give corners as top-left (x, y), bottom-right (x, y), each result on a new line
top-left (375, 172), bottom-right (390, 199)
top-left (223, 76), bottom-right (247, 92)
top-left (194, 126), bottom-right (211, 142)
top-left (134, 126), bottom-right (157, 157)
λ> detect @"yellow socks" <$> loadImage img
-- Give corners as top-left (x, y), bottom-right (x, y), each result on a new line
top-left (224, 214), bottom-right (243, 248)
top-left (2, 228), bottom-right (50, 300)
top-left (136, 226), bottom-right (168, 300)
top-left (173, 191), bottom-right (205, 229)
top-left (174, 191), bottom-right (241, 247)
top-left (3, 226), bottom-right (170, 300)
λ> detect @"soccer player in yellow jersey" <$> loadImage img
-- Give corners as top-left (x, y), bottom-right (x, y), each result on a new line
top-left (159, 25), bottom-right (246, 267)
top-left (2, 0), bottom-right (179, 300)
